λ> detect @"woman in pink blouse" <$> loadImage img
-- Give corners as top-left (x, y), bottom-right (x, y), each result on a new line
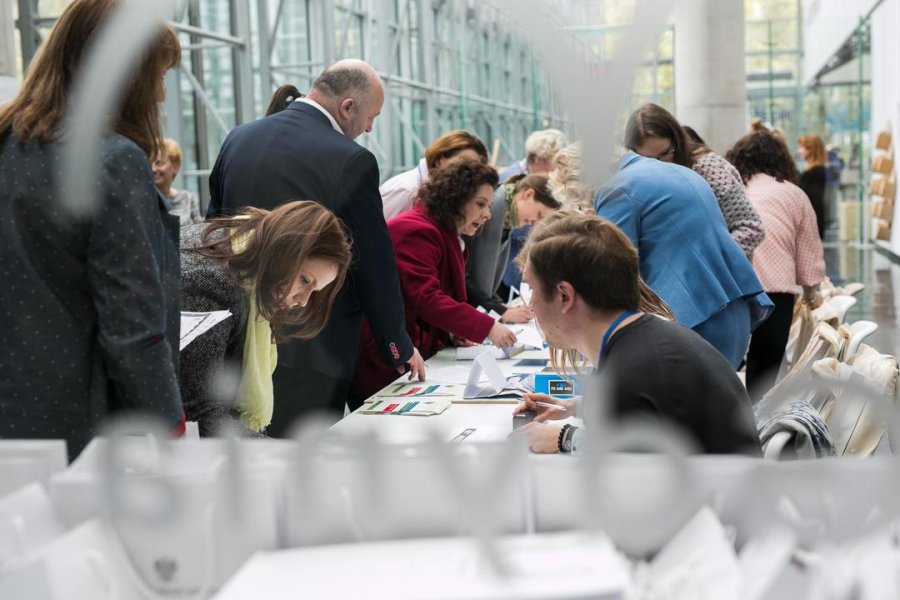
top-left (726, 131), bottom-right (826, 402)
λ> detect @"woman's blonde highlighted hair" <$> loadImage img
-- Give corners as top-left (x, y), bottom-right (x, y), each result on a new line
top-left (547, 143), bottom-right (592, 211)
top-left (518, 211), bottom-right (673, 375)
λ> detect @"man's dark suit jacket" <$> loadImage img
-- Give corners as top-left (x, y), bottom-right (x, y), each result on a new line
top-left (208, 101), bottom-right (413, 381)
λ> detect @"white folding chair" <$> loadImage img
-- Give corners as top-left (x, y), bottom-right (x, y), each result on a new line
top-left (840, 320), bottom-right (879, 361)
top-left (824, 295), bottom-right (857, 325)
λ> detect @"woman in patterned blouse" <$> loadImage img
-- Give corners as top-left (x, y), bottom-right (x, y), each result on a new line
top-left (624, 103), bottom-right (765, 260)
top-left (726, 131), bottom-right (826, 402)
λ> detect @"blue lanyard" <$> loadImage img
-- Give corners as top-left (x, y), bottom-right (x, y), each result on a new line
top-left (598, 310), bottom-right (637, 364)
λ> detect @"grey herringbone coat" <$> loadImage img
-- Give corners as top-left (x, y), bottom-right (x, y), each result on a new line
top-left (179, 224), bottom-right (249, 435)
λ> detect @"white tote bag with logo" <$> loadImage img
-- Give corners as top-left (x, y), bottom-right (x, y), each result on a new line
top-left (0, 519), bottom-right (143, 600)
top-left (48, 436), bottom-right (289, 596)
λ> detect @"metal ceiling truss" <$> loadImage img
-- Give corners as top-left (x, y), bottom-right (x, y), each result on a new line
top-left (14, 0), bottom-right (568, 199)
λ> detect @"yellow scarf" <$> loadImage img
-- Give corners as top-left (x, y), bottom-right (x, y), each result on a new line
top-left (231, 230), bottom-right (278, 432)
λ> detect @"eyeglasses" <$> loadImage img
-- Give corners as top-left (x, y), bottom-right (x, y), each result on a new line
top-left (630, 145), bottom-right (677, 161)
top-left (653, 146), bottom-right (676, 160)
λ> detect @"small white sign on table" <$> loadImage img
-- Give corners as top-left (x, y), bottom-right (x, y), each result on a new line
top-left (180, 310), bottom-right (232, 350)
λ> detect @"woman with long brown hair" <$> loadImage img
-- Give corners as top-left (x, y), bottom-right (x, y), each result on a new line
top-left (798, 134), bottom-right (828, 239)
top-left (180, 201), bottom-right (351, 435)
top-left (599, 109), bottom-right (773, 368)
top-left (0, 0), bottom-right (183, 458)
top-left (624, 103), bottom-right (765, 259)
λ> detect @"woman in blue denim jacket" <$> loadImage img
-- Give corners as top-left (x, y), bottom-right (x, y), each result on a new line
top-left (595, 151), bottom-right (772, 368)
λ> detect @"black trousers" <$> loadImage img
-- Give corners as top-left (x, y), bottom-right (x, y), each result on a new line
top-left (746, 292), bottom-right (796, 403)
top-left (267, 365), bottom-right (349, 438)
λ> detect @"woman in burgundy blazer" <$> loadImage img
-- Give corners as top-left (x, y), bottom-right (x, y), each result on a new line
top-left (351, 161), bottom-right (518, 403)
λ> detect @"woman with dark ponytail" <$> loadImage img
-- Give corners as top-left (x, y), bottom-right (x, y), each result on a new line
top-left (265, 84), bottom-right (304, 117)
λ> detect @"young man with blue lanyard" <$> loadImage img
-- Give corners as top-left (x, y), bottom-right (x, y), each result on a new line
top-left (509, 212), bottom-right (761, 456)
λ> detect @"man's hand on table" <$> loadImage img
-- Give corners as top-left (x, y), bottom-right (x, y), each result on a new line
top-left (400, 347), bottom-right (427, 381)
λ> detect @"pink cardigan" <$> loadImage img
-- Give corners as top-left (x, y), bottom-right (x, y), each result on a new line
top-left (746, 173), bottom-right (825, 294)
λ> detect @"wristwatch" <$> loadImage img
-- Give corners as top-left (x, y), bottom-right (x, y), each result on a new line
top-left (558, 424), bottom-right (577, 453)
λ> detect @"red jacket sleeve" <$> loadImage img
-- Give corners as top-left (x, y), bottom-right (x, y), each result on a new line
top-left (393, 224), bottom-right (495, 343)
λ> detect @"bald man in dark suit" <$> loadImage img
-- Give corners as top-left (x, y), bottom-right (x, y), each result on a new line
top-left (209, 59), bottom-right (424, 435)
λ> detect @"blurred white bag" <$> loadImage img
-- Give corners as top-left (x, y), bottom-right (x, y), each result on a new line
top-left (635, 506), bottom-right (741, 599)
top-left (48, 436), bottom-right (291, 596)
top-left (0, 519), bottom-right (143, 600)
top-left (0, 483), bottom-right (65, 566)
top-left (282, 440), bottom-right (530, 547)
top-left (0, 440), bottom-right (68, 497)
top-left (216, 532), bottom-right (631, 600)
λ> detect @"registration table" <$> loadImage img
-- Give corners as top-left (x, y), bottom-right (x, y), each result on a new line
top-left (329, 345), bottom-right (559, 443)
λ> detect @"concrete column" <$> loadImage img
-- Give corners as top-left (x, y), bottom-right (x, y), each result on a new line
top-left (674, 0), bottom-right (747, 155)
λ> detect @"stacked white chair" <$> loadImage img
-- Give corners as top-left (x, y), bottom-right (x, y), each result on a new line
top-left (760, 281), bottom-right (900, 460)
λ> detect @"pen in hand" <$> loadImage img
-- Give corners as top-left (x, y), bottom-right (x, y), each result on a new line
top-left (516, 398), bottom-right (566, 412)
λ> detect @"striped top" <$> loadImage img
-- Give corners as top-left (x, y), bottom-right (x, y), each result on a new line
top-left (745, 173), bottom-right (825, 294)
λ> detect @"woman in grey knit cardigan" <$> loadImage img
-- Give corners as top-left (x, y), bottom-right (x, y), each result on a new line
top-left (180, 201), bottom-right (351, 435)
top-left (624, 103), bottom-right (765, 260)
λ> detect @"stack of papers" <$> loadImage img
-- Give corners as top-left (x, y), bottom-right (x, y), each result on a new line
top-left (454, 325), bottom-right (545, 360)
top-left (374, 382), bottom-right (463, 397)
top-left (358, 398), bottom-right (451, 417)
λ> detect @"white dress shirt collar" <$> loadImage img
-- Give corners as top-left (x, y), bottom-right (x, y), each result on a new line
top-left (296, 98), bottom-right (344, 135)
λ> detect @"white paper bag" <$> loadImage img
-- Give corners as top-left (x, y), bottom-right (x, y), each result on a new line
top-left (0, 440), bottom-right (68, 497)
top-left (639, 506), bottom-right (741, 599)
top-left (0, 483), bottom-right (66, 566)
top-left (49, 437), bottom-right (290, 595)
top-left (0, 519), bottom-right (143, 600)
top-left (217, 533), bottom-right (630, 600)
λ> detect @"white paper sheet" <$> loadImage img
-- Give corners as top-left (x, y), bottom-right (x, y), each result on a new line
top-left (449, 426), bottom-right (510, 443)
top-left (511, 325), bottom-right (545, 349)
top-left (456, 345), bottom-right (524, 360)
top-left (519, 282), bottom-right (533, 304)
top-left (463, 352), bottom-right (525, 399)
top-left (456, 345), bottom-right (504, 360)
top-left (475, 306), bottom-right (503, 321)
top-left (464, 351), bottom-right (508, 398)
top-left (426, 365), bottom-right (488, 385)
top-left (180, 310), bottom-right (232, 350)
